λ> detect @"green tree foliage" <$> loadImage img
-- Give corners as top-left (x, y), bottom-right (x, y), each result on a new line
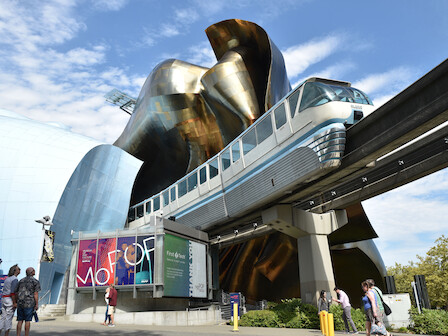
top-left (387, 235), bottom-right (448, 309)
top-left (417, 235), bottom-right (448, 309)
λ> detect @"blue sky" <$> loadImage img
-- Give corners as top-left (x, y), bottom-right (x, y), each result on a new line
top-left (1, 0), bottom-right (447, 268)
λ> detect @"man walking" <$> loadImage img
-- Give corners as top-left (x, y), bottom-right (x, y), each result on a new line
top-left (13, 267), bottom-right (40, 336)
top-left (333, 286), bottom-right (359, 334)
top-left (0, 265), bottom-right (20, 336)
top-left (107, 284), bottom-right (118, 327)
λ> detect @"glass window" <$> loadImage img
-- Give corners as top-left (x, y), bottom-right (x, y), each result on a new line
top-left (199, 166), bottom-right (207, 184)
top-left (136, 205), bottom-right (143, 218)
top-left (300, 82), bottom-right (336, 112)
top-left (170, 187), bottom-right (176, 202)
top-left (274, 104), bottom-right (287, 129)
top-left (178, 179), bottom-right (187, 197)
top-left (231, 142), bottom-right (240, 163)
top-left (153, 196), bottom-right (160, 211)
top-left (289, 89), bottom-right (301, 118)
top-left (242, 128), bottom-right (257, 155)
top-left (128, 208), bottom-right (135, 222)
top-left (209, 159), bottom-right (219, 179)
top-left (187, 173), bottom-right (198, 192)
top-left (162, 191), bottom-right (169, 206)
top-left (349, 88), bottom-right (372, 105)
top-left (256, 115), bottom-right (273, 143)
top-left (145, 200), bottom-right (152, 214)
top-left (221, 148), bottom-right (231, 171)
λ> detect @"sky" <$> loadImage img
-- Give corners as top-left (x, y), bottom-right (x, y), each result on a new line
top-left (0, 0), bottom-right (447, 268)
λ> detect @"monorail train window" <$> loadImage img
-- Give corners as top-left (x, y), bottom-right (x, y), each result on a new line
top-left (221, 148), bottom-right (231, 171)
top-left (257, 115), bottom-right (273, 143)
top-left (145, 200), bottom-right (152, 214)
top-left (170, 187), bottom-right (176, 202)
top-left (231, 142), bottom-right (240, 163)
top-left (153, 196), bottom-right (160, 211)
top-left (162, 191), bottom-right (169, 206)
top-left (242, 128), bottom-right (257, 154)
top-left (349, 88), bottom-right (372, 105)
top-left (187, 173), bottom-right (198, 191)
top-left (199, 166), bottom-right (207, 184)
top-left (178, 179), bottom-right (187, 197)
top-left (128, 208), bottom-right (135, 222)
top-left (136, 205), bottom-right (144, 218)
top-left (209, 158), bottom-right (219, 179)
top-left (289, 89), bottom-right (301, 118)
top-left (299, 82), bottom-right (335, 112)
top-left (274, 103), bottom-right (287, 129)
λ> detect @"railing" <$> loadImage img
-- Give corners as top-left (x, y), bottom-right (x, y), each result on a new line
top-left (39, 289), bottom-right (51, 306)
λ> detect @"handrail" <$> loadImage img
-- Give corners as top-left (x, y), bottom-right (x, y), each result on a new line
top-left (39, 289), bottom-right (51, 305)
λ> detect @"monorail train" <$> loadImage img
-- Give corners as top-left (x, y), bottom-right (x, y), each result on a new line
top-left (127, 77), bottom-right (375, 231)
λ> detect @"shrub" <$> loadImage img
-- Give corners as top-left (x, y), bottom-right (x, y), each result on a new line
top-left (409, 307), bottom-right (448, 335)
top-left (239, 310), bottom-right (281, 328)
top-left (328, 304), bottom-right (365, 331)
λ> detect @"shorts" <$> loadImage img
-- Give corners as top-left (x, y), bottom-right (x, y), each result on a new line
top-left (109, 306), bottom-right (116, 314)
top-left (365, 308), bottom-right (375, 323)
top-left (17, 307), bottom-right (34, 322)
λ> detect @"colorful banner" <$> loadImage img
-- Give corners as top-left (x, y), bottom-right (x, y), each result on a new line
top-left (135, 235), bottom-right (154, 285)
top-left (95, 238), bottom-right (117, 286)
top-left (41, 230), bottom-right (55, 262)
top-left (163, 234), bottom-right (207, 298)
top-left (115, 236), bottom-right (136, 285)
top-left (76, 239), bottom-right (97, 287)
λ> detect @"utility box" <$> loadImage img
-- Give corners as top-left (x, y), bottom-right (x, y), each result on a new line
top-left (383, 293), bottom-right (411, 329)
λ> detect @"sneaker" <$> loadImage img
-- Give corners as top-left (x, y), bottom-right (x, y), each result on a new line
top-left (108, 324), bottom-right (115, 327)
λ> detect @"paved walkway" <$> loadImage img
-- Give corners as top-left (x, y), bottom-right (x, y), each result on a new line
top-left (7, 317), bottom-right (422, 336)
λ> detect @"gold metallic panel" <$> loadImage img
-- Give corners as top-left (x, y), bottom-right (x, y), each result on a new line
top-left (114, 20), bottom-right (291, 203)
top-left (205, 19), bottom-right (291, 111)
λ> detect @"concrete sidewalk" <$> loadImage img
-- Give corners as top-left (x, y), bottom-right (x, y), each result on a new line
top-left (8, 317), bottom-right (420, 336)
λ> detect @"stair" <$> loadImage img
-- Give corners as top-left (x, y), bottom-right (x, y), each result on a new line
top-left (38, 304), bottom-right (66, 317)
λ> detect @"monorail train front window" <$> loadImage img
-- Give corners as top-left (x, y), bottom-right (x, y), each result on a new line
top-left (299, 82), bottom-right (373, 112)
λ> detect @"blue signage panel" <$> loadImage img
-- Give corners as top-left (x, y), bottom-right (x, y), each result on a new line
top-left (230, 292), bottom-right (241, 318)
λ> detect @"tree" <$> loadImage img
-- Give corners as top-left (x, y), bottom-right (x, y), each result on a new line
top-left (416, 235), bottom-right (448, 309)
top-left (387, 235), bottom-right (448, 309)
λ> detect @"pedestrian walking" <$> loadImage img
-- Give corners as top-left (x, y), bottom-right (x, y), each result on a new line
top-left (101, 285), bottom-right (111, 326)
top-left (333, 286), bottom-right (359, 334)
top-left (0, 265), bottom-right (20, 336)
top-left (13, 267), bottom-right (40, 336)
top-left (107, 284), bottom-right (118, 327)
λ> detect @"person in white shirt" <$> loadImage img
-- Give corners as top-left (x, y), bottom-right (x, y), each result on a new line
top-left (333, 286), bottom-right (359, 334)
top-left (0, 264), bottom-right (20, 336)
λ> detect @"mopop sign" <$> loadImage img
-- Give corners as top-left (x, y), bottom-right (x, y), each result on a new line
top-left (76, 235), bottom-right (154, 287)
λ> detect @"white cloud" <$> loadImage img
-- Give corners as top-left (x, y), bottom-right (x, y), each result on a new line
top-left (353, 67), bottom-right (414, 98)
top-left (282, 35), bottom-right (344, 79)
top-left (363, 168), bottom-right (448, 266)
top-left (0, 0), bottom-right (144, 143)
top-left (185, 41), bottom-right (217, 68)
top-left (291, 61), bottom-right (356, 88)
top-left (92, 0), bottom-right (129, 11)
top-left (175, 8), bottom-right (199, 25)
top-left (160, 24), bottom-right (181, 38)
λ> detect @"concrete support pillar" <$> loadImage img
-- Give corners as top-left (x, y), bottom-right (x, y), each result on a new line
top-left (261, 205), bottom-right (348, 305)
top-left (297, 233), bottom-right (335, 305)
